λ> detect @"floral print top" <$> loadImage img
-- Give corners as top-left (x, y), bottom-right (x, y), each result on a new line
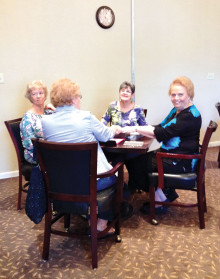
top-left (101, 101), bottom-right (147, 127)
top-left (20, 109), bottom-right (52, 163)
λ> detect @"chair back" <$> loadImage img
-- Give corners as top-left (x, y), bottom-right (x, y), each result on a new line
top-left (198, 121), bottom-right (218, 175)
top-left (34, 139), bottom-right (123, 268)
top-left (215, 103), bottom-right (220, 168)
top-left (215, 102), bottom-right (220, 116)
top-left (4, 118), bottom-right (26, 166)
top-left (35, 139), bottom-right (98, 210)
top-left (5, 118), bottom-right (32, 209)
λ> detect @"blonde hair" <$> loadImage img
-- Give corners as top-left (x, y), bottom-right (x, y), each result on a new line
top-left (25, 80), bottom-right (48, 102)
top-left (168, 76), bottom-right (194, 100)
top-left (50, 78), bottom-right (80, 107)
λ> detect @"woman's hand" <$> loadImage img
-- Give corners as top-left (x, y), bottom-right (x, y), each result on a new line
top-left (112, 125), bottom-right (122, 135)
top-left (121, 126), bottom-right (136, 134)
top-left (45, 103), bottom-right (56, 111)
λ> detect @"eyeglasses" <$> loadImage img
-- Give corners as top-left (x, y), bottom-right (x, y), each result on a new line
top-left (120, 88), bottom-right (132, 94)
top-left (31, 91), bottom-right (44, 97)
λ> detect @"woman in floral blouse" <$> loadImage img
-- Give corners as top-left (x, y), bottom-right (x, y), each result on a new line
top-left (20, 80), bottom-right (54, 164)
top-left (101, 81), bottom-right (148, 194)
top-left (101, 81), bottom-right (147, 127)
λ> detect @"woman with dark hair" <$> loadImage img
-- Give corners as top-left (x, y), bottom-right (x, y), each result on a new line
top-left (101, 81), bottom-right (148, 194)
top-left (101, 81), bottom-right (147, 127)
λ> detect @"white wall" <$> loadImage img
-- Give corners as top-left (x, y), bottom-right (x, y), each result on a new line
top-left (1, 0), bottom-right (219, 178)
top-left (135, 0), bottom-right (220, 138)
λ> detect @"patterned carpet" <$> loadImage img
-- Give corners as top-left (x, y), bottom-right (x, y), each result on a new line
top-left (0, 147), bottom-right (220, 279)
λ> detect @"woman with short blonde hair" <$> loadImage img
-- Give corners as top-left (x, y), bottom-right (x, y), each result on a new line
top-left (20, 80), bottom-right (54, 164)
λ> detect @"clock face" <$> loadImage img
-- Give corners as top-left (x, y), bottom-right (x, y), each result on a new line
top-left (96, 6), bottom-right (115, 29)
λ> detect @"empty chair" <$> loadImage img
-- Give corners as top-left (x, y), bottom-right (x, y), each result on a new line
top-left (34, 139), bottom-right (124, 269)
top-left (4, 118), bottom-right (32, 210)
top-left (148, 120), bottom-right (218, 229)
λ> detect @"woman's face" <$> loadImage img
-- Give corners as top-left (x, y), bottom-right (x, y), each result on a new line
top-left (119, 86), bottom-right (133, 102)
top-left (30, 87), bottom-right (46, 106)
top-left (170, 84), bottom-right (191, 113)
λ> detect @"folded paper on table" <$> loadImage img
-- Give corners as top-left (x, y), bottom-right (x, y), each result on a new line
top-left (110, 138), bottom-right (125, 144)
top-left (123, 141), bottom-right (144, 147)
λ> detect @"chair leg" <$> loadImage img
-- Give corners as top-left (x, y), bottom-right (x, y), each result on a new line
top-left (64, 214), bottom-right (70, 231)
top-left (114, 201), bottom-right (122, 243)
top-left (202, 180), bottom-right (207, 213)
top-left (218, 148), bottom-right (220, 168)
top-left (17, 172), bottom-right (22, 210)
top-left (197, 185), bottom-right (205, 229)
top-left (149, 186), bottom-right (158, 225)
top-left (42, 206), bottom-right (52, 261)
top-left (90, 205), bottom-right (98, 269)
top-left (115, 177), bottom-right (123, 242)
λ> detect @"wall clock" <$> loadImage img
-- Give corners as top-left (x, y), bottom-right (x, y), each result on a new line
top-left (96, 6), bottom-right (115, 29)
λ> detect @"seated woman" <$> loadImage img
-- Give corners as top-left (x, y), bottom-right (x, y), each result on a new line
top-left (101, 81), bottom-right (148, 194)
top-left (20, 80), bottom-right (55, 164)
top-left (101, 81), bottom-right (147, 127)
top-left (41, 78), bottom-right (122, 232)
top-left (123, 76), bottom-right (202, 213)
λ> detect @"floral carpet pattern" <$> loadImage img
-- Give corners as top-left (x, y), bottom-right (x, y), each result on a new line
top-left (0, 147), bottom-right (219, 279)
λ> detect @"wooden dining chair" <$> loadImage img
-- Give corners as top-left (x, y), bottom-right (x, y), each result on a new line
top-left (34, 139), bottom-right (124, 269)
top-left (215, 102), bottom-right (220, 168)
top-left (4, 118), bottom-right (33, 210)
top-left (148, 120), bottom-right (218, 229)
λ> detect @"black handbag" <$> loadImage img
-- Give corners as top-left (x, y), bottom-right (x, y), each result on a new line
top-left (25, 141), bottom-right (47, 224)
top-left (25, 164), bottom-right (47, 224)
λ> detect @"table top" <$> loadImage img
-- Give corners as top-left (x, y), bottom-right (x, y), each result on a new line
top-left (100, 133), bottom-right (154, 154)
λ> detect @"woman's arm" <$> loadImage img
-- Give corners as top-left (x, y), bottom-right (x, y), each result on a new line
top-left (45, 103), bottom-right (56, 111)
top-left (136, 125), bottom-right (155, 138)
top-left (101, 104), bottom-right (112, 125)
top-left (122, 125), bottom-right (155, 138)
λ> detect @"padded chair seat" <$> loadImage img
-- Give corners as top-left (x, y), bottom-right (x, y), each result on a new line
top-left (148, 121), bottom-right (218, 229)
top-left (148, 172), bottom-right (197, 190)
top-left (53, 184), bottom-right (116, 216)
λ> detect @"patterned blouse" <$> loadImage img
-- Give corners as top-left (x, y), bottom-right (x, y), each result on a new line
top-left (20, 109), bottom-right (52, 163)
top-left (101, 101), bottom-right (147, 127)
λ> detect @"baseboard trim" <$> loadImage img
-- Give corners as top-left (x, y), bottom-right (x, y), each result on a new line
top-left (0, 140), bottom-right (219, 180)
top-left (208, 141), bottom-right (220, 147)
top-left (0, 171), bottom-right (19, 180)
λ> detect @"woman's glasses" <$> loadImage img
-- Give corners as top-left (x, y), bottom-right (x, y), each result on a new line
top-left (31, 91), bottom-right (44, 97)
